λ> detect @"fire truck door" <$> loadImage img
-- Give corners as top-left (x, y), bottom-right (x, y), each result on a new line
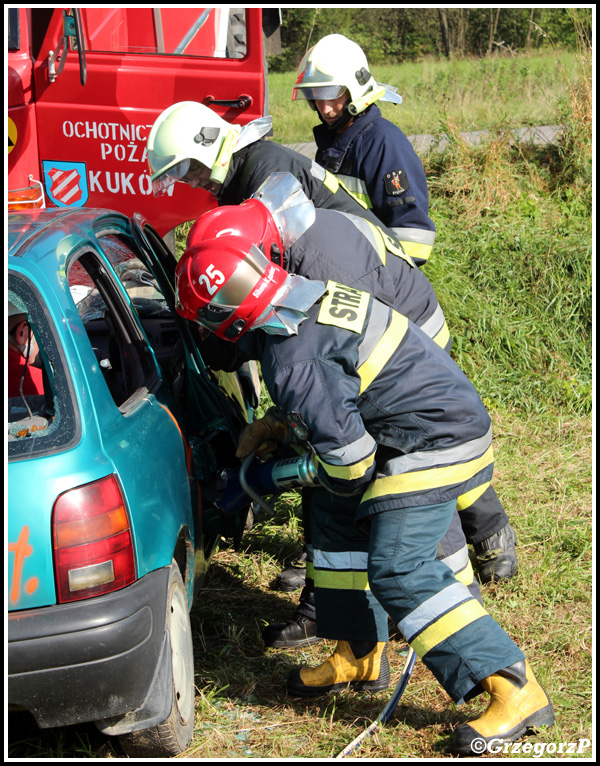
top-left (32, 8), bottom-right (266, 236)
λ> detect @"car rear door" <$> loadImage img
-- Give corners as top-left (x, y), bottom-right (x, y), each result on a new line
top-left (101, 214), bottom-right (256, 544)
top-left (129, 213), bottom-right (258, 428)
top-left (30, 8), bottom-right (266, 235)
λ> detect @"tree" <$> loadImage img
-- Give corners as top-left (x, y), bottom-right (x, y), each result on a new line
top-left (438, 9), bottom-right (450, 58)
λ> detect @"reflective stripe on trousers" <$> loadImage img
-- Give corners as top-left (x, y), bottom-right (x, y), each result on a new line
top-left (367, 500), bottom-right (524, 702)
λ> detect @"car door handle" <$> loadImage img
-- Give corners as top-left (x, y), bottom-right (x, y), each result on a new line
top-left (205, 95), bottom-right (252, 109)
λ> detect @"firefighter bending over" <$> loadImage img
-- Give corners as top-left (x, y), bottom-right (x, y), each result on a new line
top-left (172, 231), bottom-right (554, 754)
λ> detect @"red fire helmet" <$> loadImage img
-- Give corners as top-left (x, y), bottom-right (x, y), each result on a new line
top-left (175, 234), bottom-right (289, 340)
top-left (186, 198), bottom-right (284, 265)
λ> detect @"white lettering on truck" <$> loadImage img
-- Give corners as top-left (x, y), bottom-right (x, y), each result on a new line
top-left (62, 120), bottom-right (161, 197)
top-left (63, 121), bottom-right (152, 143)
top-left (89, 171), bottom-right (173, 197)
top-left (100, 143), bottom-right (147, 163)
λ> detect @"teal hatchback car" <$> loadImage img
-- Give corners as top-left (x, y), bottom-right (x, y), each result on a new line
top-left (7, 208), bottom-right (258, 757)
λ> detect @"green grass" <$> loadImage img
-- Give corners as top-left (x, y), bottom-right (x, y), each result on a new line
top-left (423, 193), bottom-right (592, 416)
top-left (269, 50), bottom-right (582, 144)
top-left (7, 45), bottom-right (592, 760)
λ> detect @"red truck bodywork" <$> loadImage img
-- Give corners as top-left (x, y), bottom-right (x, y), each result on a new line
top-left (8, 7), bottom-right (268, 236)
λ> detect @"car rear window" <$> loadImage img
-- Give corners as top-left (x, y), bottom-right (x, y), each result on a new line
top-left (8, 274), bottom-right (79, 459)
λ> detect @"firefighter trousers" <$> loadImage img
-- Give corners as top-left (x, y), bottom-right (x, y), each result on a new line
top-left (309, 489), bottom-right (482, 638)
top-left (311, 491), bottom-right (524, 702)
top-left (458, 483), bottom-right (510, 544)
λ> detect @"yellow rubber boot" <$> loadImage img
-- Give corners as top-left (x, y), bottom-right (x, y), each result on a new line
top-left (453, 660), bottom-right (555, 754)
top-left (287, 641), bottom-right (389, 697)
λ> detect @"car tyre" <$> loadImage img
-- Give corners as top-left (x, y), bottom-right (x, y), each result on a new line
top-left (119, 562), bottom-right (195, 757)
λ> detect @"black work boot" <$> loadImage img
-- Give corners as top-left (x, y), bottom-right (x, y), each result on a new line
top-left (263, 613), bottom-right (320, 648)
top-left (287, 641), bottom-right (390, 697)
top-left (474, 523), bottom-right (519, 583)
top-left (274, 551), bottom-right (307, 592)
top-left (453, 660), bottom-right (555, 755)
top-left (263, 580), bottom-right (322, 648)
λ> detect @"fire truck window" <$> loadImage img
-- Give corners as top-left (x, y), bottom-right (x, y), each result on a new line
top-left (78, 8), bottom-right (246, 59)
top-left (7, 8), bottom-right (19, 50)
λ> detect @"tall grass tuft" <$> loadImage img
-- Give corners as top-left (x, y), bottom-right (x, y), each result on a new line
top-left (421, 13), bottom-right (592, 417)
top-left (551, 10), bottom-right (593, 192)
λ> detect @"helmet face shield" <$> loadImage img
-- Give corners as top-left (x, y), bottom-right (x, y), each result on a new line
top-left (292, 84), bottom-right (349, 102)
top-left (210, 244), bottom-right (274, 309)
top-left (151, 158), bottom-right (191, 197)
top-left (151, 157), bottom-right (220, 197)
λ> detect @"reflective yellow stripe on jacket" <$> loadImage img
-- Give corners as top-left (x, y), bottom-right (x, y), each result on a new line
top-left (361, 422), bottom-right (494, 505)
top-left (391, 226), bottom-right (436, 264)
top-left (363, 446), bottom-right (494, 502)
top-left (316, 432), bottom-right (377, 483)
top-left (323, 170), bottom-right (368, 209)
top-left (358, 311), bottom-right (408, 394)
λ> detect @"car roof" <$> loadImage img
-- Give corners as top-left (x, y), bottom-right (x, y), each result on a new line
top-left (7, 208), bottom-right (129, 259)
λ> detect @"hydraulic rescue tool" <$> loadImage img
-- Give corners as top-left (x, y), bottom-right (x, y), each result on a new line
top-left (216, 451), bottom-right (319, 517)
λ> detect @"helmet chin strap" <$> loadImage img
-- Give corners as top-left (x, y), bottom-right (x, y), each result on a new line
top-left (315, 83), bottom-right (401, 131)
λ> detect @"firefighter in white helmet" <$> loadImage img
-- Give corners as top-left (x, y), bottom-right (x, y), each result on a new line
top-left (292, 33), bottom-right (435, 264)
top-left (173, 234), bottom-right (554, 755)
top-left (147, 100), bottom-right (405, 247)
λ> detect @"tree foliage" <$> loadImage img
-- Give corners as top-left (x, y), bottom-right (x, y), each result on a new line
top-left (269, 7), bottom-right (592, 72)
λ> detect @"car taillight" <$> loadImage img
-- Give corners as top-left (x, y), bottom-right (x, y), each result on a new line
top-left (53, 475), bottom-right (136, 603)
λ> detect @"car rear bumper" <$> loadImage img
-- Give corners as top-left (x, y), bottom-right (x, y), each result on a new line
top-left (8, 566), bottom-right (171, 730)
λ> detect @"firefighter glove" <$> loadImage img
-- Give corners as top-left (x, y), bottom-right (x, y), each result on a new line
top-left (235, 410), bottom-right (291, 460)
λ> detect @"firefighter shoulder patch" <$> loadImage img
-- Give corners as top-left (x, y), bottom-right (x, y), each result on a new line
top-left (384, 169), bottom-right (409, 196)
top-left (317, 281), bottom-right (369, 334)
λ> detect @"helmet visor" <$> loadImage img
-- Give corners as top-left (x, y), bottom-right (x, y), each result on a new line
top-left (190, 243), bottom-right (276, 335)
top-left (292, 84), bottom-right (349, 102)
top-left (151, 158), bottom-right (191, 197)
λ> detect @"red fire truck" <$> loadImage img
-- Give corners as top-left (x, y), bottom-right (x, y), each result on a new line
top-left (8, 7), bottom-right (278, 236)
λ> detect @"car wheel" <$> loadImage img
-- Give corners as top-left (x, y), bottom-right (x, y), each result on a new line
top-left (119, 562), bottom-right (195, 757)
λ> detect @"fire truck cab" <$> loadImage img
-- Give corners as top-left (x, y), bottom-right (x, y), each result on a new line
top-left (8, 7), bottom-right (277, 236)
